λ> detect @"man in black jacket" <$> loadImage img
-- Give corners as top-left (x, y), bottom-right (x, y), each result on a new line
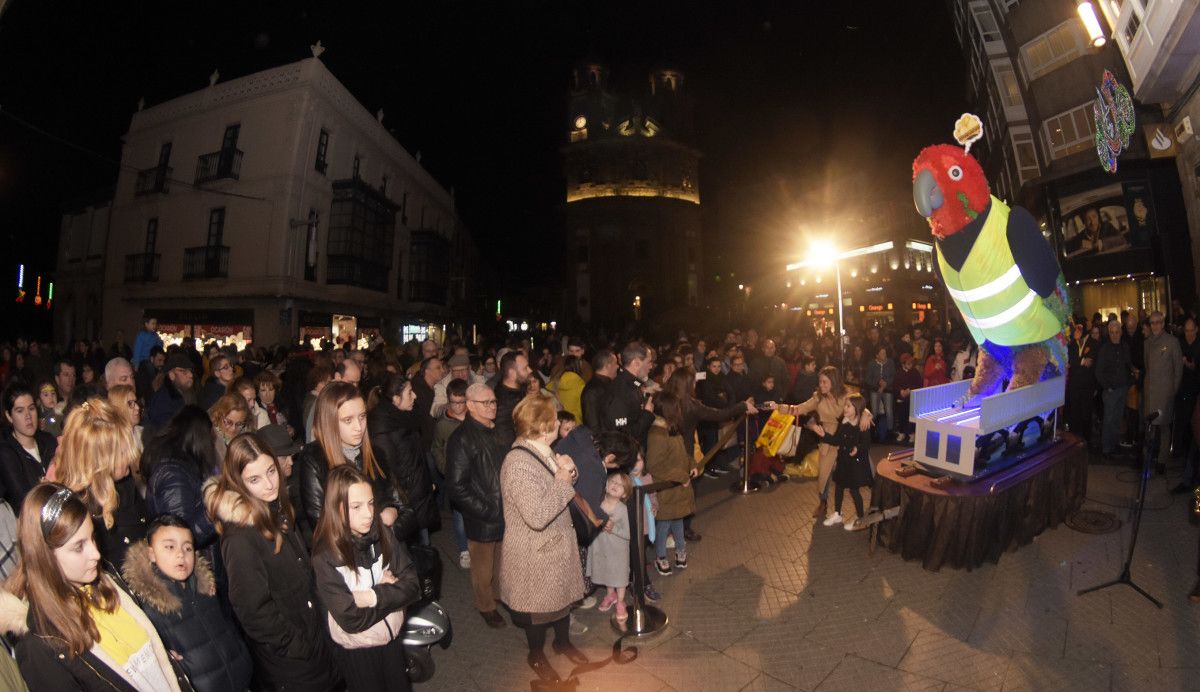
top-left (493, 351), bottom-right (530, 448)
top-left (581, 349), bottom-right (618, 432)
top-left (1095, 319), bottom-right (1134, 458)
top-left (598, 341), bottom-right (655, 450)
top-left (446, 383), bottom-right (508, 628)
top-left (145, 352), bottom-right (196, 432)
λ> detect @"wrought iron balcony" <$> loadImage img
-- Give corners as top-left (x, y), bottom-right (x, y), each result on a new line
top-left (183, 245), bottom-right (229, 279)
top-left (134, 166), bottom-right (172, 195)
top-left (124, 253), bottom-right (160, 282)
top-left (194, 149), bottom-right (243, 184)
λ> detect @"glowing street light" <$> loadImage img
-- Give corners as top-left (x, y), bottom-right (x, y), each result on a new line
top-left (786, 240), bottom-right (895, 371)
top-left (1077, 2), bottom-right (1106, 47)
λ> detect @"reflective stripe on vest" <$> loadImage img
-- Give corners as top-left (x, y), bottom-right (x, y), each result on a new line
top-left (937, 196), bottom-right (1061, 347)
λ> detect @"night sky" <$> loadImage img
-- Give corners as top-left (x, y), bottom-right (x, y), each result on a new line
top-left (0, 1), bottom-right (965, 323)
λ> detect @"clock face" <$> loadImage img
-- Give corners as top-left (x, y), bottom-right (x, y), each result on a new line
top-left (574, 115), bottom-right (587, 129)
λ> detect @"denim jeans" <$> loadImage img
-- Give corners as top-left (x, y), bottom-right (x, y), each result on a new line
top-left (452, 510), bottom-right (468, 553)
top-left (869, 391), bottom-right (894, 440)
top-left (654, 519), bottom-right (686, 559)
top-left (1101, 386), bottom-right (1127, 454)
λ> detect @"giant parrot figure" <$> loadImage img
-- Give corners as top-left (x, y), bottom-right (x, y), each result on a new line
top-left (912, 123), bottom-right (1070, 408)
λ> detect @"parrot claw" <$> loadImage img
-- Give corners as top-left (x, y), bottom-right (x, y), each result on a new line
top-left (952, 395), bottom-right (981, 410)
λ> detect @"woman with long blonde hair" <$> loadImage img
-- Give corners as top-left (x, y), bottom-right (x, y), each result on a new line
top-left (296, 381), bottom-right (401, 542)
top-left (204, 432), bottom-right (341, 690)
top-left (55, 399), bottom-right (147, 568)
top-left (0, 483), bottom-right (180, 691)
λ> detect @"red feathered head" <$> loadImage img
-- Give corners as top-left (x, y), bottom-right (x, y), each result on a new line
top-left (912, 144), bottom-right (990, 239)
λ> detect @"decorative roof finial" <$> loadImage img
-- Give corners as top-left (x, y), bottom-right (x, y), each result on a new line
top-left (209, 69), bottom-right (220, 87)
top-left (136, 96), bottom-right (145, 112)
top-left (310, 40), bottom-right (325, 59)
top-left (376, 108), bottom-right (384, 123)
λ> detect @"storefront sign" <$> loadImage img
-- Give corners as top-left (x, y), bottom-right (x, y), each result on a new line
top-left (1143, 123), bottom-right (1177, 159)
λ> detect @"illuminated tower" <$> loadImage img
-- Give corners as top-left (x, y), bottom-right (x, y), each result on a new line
top-left (564, 63), bottom-right (701, 328)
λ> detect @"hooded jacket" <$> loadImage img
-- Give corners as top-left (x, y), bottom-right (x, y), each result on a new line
top-left (367, 400), bottom-right (440, 533)
top-left (0, 576), bottom-right (182, 692)
top-left (205, 480), bottom-right (341, 691)
top-left (121, 541), bottom-right (252, 692)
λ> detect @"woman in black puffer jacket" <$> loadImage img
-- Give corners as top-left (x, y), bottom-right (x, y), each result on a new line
top-left (367, 374), bottom-right (440, 541)
top-left (296, 381), bottom-right (409, 546)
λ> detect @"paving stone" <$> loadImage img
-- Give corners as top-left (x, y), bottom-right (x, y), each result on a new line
top-left (738, 672), bottom-right (802, 690)
top-left (1063, 616), bottom-right (1159, 666)
top-left (967, 605), bottom-right (1068, 655)
top-left (634, 632), bottom-right (759, 692)
top-left (1112, 664), bottom-right (1200, 691)
top-left (803, 610), bottom-right (919, 668)
top-left (1001, 654), bottom-right (1111, 691)
top-left (897, 631), bottom-right (1009, 691)
top-left (816, 654), bottom-right (946, 691)
top-left (724, 611), bottom-right (841, 689)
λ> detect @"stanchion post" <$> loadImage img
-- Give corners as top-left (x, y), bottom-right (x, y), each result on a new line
top-left (730, 412), bottom-right (758, 494)
top-left (620, 480), bottom-right (672, 636)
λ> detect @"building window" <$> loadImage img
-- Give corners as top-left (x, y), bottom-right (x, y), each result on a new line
top-left (222, 124), bottom-right (240, 151)
top-left (207, 208), bottom-right (225, 246)
top-left (970, 2), bottom-right (1002, 43)
top-left (1042, 102), bottom-right (1096, 159)
top-left (304, 209), bottom-right (319, 282)
top-left (157, 142), bottom-right (172, 167)
top-left (1020, 20), bottom-right (1087, 80)
top-left (145, 218), bottom-right (158, 253)
top-left (352, 155), bottom-right (361, 180)
top-left (409, 230), bottom-right (449, 304)
top-left (999, 0), bottom-right (1020, 13)
top-left (315, 129), bottom-right (329, 173)
top-left (1011, 128), bottom-right (1039, 183)
top-left (992, 61), bottom-right (1022, 109)
top-left (326, 181), bottom-right (395, 292)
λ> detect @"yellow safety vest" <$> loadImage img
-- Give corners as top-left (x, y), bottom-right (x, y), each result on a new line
top-left (937, 196), bottom-right (1061, 347)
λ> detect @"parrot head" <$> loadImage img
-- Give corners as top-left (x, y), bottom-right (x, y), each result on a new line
top-left (912, 144), bottom-right (990, 239)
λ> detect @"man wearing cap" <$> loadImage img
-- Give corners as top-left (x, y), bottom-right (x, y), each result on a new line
top-left (432, 353), bottom-right (472, 418)
top-left (893, 352), bottom-right (924, 444)
top-left (146, 352), bottom-right (197, 430)
top-left (258, 424), bottom-right (304, 524)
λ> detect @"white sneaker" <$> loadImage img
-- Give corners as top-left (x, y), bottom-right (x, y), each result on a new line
top-left (579, 595), bottom-right (597, 609)
top-left (666, 535), bottom-right (676, 549)
top-left (843, 518), bottom-right (858, 531)
top-left (458, 551), bottom-right (471, 569)
top-left (822, 512), bottom-right (843, 527)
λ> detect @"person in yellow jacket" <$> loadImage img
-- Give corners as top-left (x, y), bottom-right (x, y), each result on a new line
top-left (546, 356), bottom-right (586, 423)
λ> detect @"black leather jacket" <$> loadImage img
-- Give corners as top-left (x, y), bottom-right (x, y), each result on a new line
top-left (493, 382), bottom-right (525, 448)
top-left (368, 401), bottom-right (440, 533)
top-left (296, 440), bottom-right (405, 545)
top-left (445, 415), bottom-right (506, 542)
top-left (580, 374), bottom-right (611, 432)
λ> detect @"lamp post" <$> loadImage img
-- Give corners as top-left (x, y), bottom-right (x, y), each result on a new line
top-left (787, 240), bottom-right (895, 373)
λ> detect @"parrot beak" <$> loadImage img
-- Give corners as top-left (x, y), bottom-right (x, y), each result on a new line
top-left (913, 169), bottom-right (943, 218)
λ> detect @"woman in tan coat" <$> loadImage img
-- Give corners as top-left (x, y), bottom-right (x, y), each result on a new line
top-left (777, 366), bottom-right (872, 520)
top-left (498, 395), bottom-right (587, 682)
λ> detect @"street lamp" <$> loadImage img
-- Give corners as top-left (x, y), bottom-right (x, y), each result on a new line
top-left (787, 240), bottom-right (895, 372)
top-left (1077, 1), bottom-right (1107, 47)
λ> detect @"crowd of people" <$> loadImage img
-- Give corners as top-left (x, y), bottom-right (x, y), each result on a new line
top-left (0, 302), bottom-right (1196, 689)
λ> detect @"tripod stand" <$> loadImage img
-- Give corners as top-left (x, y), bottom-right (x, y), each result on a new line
top-left (1076, 412), bottom-right (1163, 608)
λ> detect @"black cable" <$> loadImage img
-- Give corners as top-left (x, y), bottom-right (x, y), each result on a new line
top-left (0, 105), bottom-right (270, 203)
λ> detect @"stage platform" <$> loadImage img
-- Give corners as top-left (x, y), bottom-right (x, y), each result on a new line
top-left (870, 433), bottom-right (1088, 571)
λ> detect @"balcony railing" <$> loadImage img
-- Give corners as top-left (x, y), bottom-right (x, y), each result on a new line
top-left (194, 149), bottom-right (243, 184)
top-left (134, 166), bottom-right (172, 195)
top-left (183, 245), bottom-right (229, 279)
top-left (124, 253), bottom-right (160, 282)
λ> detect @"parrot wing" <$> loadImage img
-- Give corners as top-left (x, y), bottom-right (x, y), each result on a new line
top-left (1006, 205), bottom-right (1061, 298)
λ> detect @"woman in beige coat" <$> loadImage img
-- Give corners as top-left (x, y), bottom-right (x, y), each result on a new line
top-left (777, 366), bottom-right (872, 520)
top-left (499, 395), bottom-right (587, 681)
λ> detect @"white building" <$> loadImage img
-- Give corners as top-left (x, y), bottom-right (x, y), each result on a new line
top-left (87, 52), bottom-right (473, 349)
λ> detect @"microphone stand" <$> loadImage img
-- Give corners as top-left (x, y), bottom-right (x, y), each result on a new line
top-left (1076, 411), bottom-right (1164, 608)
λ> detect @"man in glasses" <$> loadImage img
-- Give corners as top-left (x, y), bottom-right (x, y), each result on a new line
top-left (1142, 311), bottom-right (1183, 473)
top-left (445, 383), bottom-right (508, 629)
top-left (432, 379), bottom-right (471, 569)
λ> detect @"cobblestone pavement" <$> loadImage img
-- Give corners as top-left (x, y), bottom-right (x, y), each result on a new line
top-left (416, 448), bottom-right (1200, 691)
